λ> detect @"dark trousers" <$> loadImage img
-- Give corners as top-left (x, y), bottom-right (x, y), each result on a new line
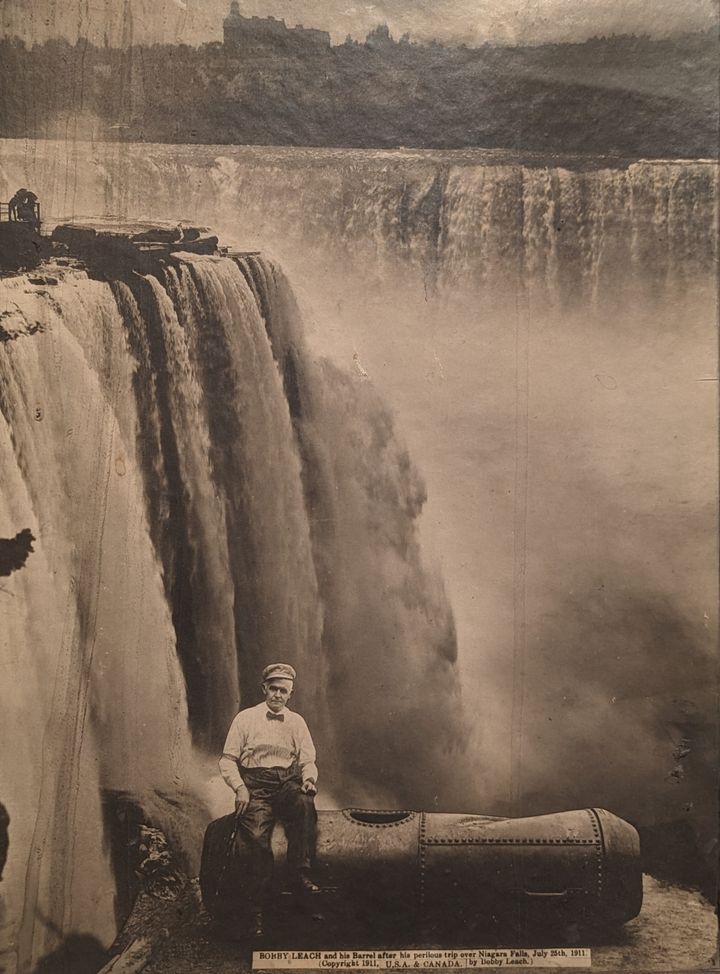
top-left (236, 765), bottom-right (317, 908)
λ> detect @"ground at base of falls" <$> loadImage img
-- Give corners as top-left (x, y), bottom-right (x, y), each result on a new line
top-left (128, 876), bottom-right (716, 974)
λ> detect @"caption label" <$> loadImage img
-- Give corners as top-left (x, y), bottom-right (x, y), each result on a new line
top-left (253, 948), bottom-right (592, 969)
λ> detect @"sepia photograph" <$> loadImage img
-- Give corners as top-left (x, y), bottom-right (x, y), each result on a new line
top-left (0, 0), bottom-right (717, 972)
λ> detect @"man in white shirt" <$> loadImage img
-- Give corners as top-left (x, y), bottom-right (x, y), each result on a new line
top-left (219, 662), bottom-right (319, 935)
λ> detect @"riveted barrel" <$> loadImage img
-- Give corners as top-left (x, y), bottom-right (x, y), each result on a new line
top-left (420, 808), bottom-right (641, 928)
top-left (266, 806), bottom-right (641, 933)
top-left (273, 809), bottom-right (421, 932)
top-left (593, 807), bottom-right (643, 924)
top-left (313, 809), bottom-right (420, 887)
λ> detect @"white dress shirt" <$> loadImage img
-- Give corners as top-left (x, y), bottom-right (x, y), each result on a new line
top-left (219, 702), bottom-right (318, 799)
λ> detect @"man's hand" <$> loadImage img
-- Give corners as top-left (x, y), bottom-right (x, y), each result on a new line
top-left (301, 780), bottom-right (317, 796)
top-left (235, 787), bottom-right (250, 816)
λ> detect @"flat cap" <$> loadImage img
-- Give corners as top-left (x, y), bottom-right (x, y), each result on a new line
top-left (262, 662), bottom-right (296, 682)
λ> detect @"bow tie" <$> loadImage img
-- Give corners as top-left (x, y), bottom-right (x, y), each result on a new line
top-left (266, 711), bottom-right (284, 721)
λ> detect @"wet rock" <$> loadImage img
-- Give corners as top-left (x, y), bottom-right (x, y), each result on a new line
top-left (0, 222), bottom-right (42, 272)
top-left (178, 227), bottom-right (211, 242)
top-left (50, 222), bottom-right (222, 276)
top-left (51, 223), bottom-right (97, 249)
top-left (172, 235), bottom-right (219, 255)
top-left (132, 228), bottom-right (182, 244)
top-left (133, 826), bottom-right (185, 901)
top-left (28, 275), bottom-right (59, 285)
top-left (98, 936), bottom-right (155, 973)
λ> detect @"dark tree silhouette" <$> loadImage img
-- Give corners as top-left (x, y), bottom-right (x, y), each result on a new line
top-left (0, 30), bottom-right (716, 155)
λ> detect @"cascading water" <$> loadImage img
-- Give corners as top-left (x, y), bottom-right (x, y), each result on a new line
top-left (0, 251), bottom-right (461, 970)
top-left (234, 256), bottom-right (461, 800)
top-left (0, 138), bottom-right (716, 964)
top-left (0, 275), bottom-right (197, 968)
top-left (0, 141), bottom-right (715, 304)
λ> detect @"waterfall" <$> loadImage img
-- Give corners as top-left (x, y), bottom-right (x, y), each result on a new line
top-left (0, 139), bottom-right (715, 965)
top-left (0, 252), bottom-right (460, 969)
top-left (0, 141), bottom-right (715, 303)
top-left (0, 275), bottom-right (195, 968)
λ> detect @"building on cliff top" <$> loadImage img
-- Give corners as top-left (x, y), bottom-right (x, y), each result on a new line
top-left (223, 1), bottom-right (331, 54)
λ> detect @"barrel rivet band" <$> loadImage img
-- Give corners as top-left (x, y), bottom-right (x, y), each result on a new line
top-left (422, 837), bottom-right (597, 846)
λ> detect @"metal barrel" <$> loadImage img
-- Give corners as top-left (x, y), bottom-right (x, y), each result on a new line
top-left (269, 807), bottom-right (642, 930)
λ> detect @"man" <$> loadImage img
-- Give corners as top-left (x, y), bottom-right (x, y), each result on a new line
top-left (7, 188), bottom-right (25, 221)
top-left (17, 189), bottom-right (39, 230)
top-left (8, 189), bottom-right (39, 230)
top-left (219, 663), bottom-right (320, 936)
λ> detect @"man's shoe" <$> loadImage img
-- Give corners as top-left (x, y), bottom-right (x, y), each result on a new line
top-left (249, 910), bottom-right (264, 938)
top-left (295, 871), bottom-right (321, 894)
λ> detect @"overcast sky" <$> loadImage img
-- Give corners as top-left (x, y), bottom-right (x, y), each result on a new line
top-left (1, 0), bottom-right (717, 46)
